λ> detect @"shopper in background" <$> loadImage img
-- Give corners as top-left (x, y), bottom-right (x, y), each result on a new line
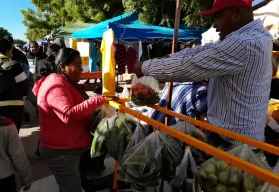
top-left (0, 38), bottom-right (29, 132)
top-left (33, 48), bottom-right (109, 192)
top-left (0, 116), bottom-right (32, 192)
top-left (3, 35), bottom-right (30, 77)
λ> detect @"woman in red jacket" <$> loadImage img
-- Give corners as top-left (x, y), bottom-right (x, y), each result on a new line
top-left (33, 48), bottom-right (107, 192)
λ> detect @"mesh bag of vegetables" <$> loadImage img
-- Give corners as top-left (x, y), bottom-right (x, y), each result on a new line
top-left (90, 113), bottom-right (137, 161)
top-left (119, 131), bottom-right (183, 187)
top-left (118, 122), bottom-right (149, 182)
top-left (170, 147), bottom-right (202, 192)
top-left (261, 160), bottom-right (279, 192)
top-left (90, 105), bottom-right (117, 133)
top-left (198, 144), bottom-right (271, 192)
top-left (131, 76), bottom-right (160, 106)
top-left (168, 122), bottom-right (210, 165)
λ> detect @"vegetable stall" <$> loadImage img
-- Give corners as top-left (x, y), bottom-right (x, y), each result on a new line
top-left (89, 42), bottom-right (279, 192)
top-left (88, 1), bottom-right (279, 191)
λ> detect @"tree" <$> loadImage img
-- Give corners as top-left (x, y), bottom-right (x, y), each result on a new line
top-left (123, 0), bottom-right (214, 28)
top-left (0, 27), bottom-right (11, 38)
top-left (21, 0), bottom-right (124, 41)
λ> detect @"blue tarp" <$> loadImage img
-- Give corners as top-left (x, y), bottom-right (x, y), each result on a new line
top-left (253, 0), bottom-right (269, 8)
top-left (72, 12), bottom-right (205, 42)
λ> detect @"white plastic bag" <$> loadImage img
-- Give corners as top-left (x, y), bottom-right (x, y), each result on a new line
top-left (261, 161), bottom-right (279, 192)
top-left (171, 147), bottom-right (202, 192)
top-left (131, 76), bottom-right (160, 106)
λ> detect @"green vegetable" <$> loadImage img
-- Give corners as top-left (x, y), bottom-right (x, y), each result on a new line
top-left (230, 167), bottom-right (240, 173)
top-left (229, 172), bottom-right (240, 186)
top-left (215, 184), bottom-right (227, 192)
top-left (244, 175), bottom-right (256, 191)
top-left (199, 169), bottom-right (207, 179)
top-left (254, 185), bottom-right (263, 192)
top-left (205, 163), bottom-right (216, 174)
top-left (218, 171), bottom-right (229, 184)
top-left (227, 187), bottom-right (238, 192)
top-left (208, 173), bottom-right (218, 183)
top-left (217, 161), bottom-right (229, 171)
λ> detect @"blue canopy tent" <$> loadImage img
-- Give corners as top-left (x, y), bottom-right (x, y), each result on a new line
top-left (253, 0), bottom-right (270, 9)
top-left (72, 12), bottom-right (205, 42)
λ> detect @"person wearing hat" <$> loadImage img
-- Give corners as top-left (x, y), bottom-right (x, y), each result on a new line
top-left (134, 0), bottom-right (273, 148)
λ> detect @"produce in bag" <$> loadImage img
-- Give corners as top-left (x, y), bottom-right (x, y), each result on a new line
top-left (131, 76), bottom-right (160, 106)
top-left (118, 131), bottom-right (162, 187)
top-left (119, 131), bottom-right (182, 187)
top-left (118, 122), bottom-right (150, 183)
top-left (171, 147), bottom-right (202, 192)
top-left (167, 122), bottom-right (210, 165)
top-left (261, 160), bottom-right (279, 192)
top-left (90, 105), bottom-right (117, 134)
top-left (91, 113), bottom-right (137, 161)
top-left (198, 144), bottom-right (271, 192)
top-left (124, 122), bottom-right (149, 154)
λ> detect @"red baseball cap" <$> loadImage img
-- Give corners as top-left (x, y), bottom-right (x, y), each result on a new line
top-left (201, 0), bottom-right (252, 16)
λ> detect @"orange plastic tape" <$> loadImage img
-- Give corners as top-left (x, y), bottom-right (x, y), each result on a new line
top-left (109, 101), bottom-right (279, 187)
top-left (148, 104), bottom-right (279, 157)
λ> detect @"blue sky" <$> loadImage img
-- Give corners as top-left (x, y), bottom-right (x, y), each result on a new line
top-left (0, 0), bottom-right (36, 41)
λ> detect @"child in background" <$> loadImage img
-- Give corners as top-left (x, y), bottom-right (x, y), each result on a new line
top-left (0, 116), bottom-right (32, 192)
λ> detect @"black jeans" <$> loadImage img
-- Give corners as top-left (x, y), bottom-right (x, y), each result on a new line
top-left (0, 105), bottom-right (24, 132)
top-left (40, 145), bottom-right (86, 192)
top-left (0, 174), bottom-right (17, 192)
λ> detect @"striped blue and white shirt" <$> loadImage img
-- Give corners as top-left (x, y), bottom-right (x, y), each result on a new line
top-left (148, 82), bottom-right (207, 125)
top-left (142, 19), bottom-right (273, 142)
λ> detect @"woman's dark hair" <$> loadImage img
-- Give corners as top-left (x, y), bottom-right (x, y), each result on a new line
top-left (46, 43), bottom-right (61, 56)
top-left (29, 41), bottom-right (38, 47)
top-left (0, 38), bottom-right (13, 54)
top-left (55, 48), bottom-right (80, 69)
top-left (38, 48), bottom-right (80, 79)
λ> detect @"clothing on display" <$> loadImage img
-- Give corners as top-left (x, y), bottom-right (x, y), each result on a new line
top-left (126, 47), bottom-right (138, 74)
top-left (89, 42), bottom-right (97, 72)
top-left (115, 44), bottom-right (126, 75)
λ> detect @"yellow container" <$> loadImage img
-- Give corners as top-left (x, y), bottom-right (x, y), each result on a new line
top-left (101, 29), bottom-right (116, 96)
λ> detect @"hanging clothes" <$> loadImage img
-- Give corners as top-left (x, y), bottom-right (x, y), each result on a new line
top-left (89, 41), bottom-right (97, 72)
top-left (126, 47), bottom-right (138, 74)
top-left (101, 29), bottom-right (116, 96)
top-left (114, 44), bottom-right (126, 75)
top-left (138, 41), bottom-right (143, 61)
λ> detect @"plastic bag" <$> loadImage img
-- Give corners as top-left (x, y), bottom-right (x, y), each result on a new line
top-left (170, 147), bottom-right (202, 192)
top-left (90, 105), bottom-right (117, 134)
top-left (118, 131), bottom-right (183, 187)
top-left (124, 122), bottom-right (149, 153)
top-left (167, 122), bottom-right (210, 165)
top-left (118, 122), bottom-right (149, 182)
top-left (90, 113), bottom-right (137, 161)
top-left (131, 76), bottom-right (160, 106)
top-left (261, 161), bottom-right (279, 192)
top-left (198, 144), bottom-right (271, 192)
top-left (118, 131), bottom-right (163, 187)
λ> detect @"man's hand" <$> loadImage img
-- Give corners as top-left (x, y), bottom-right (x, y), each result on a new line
top-left (134, 61), bottom-right (144, 78)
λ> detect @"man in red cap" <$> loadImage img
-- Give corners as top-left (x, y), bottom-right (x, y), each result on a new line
top-left (134, 0), bottom-right (273, 148)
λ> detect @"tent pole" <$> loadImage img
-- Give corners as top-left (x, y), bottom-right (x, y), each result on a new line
top-left (165, 0), bottom-right (182, 125)
top-left (160, 1), bottom-right (182, 192)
